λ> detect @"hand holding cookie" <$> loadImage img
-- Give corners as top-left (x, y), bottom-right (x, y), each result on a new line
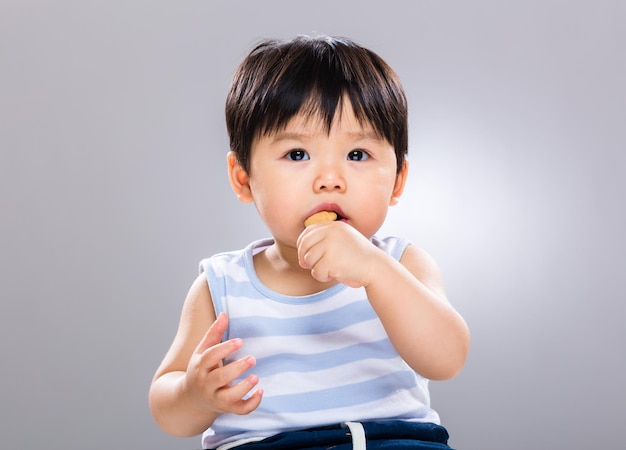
top-left (298, 210), bottom-right (376, 288)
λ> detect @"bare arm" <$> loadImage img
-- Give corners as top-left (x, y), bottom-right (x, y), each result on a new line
top-left (149, 274), bottom-right (263, 437)
top-left (364, 244), bottom-right (470, 380)
top-left (298, 223), bottom-right (469, 380)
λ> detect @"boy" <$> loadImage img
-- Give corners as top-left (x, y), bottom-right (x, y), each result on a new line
top-left (149, 35), bottom-right (470, 449)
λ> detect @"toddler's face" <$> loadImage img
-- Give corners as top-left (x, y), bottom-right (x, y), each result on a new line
top-left (243, 101), bottom-right (406, 248)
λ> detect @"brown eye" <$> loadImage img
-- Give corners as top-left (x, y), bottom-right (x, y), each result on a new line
top-left (286, 149), bottom-right (310, 161)
top-left (347, 150), bottom-right (369, 161)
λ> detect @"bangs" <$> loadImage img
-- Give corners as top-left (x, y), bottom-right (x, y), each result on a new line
top-left (255, 37), bottom-right (400, 141)
top-left (226, 35), bottom-right (408, 173)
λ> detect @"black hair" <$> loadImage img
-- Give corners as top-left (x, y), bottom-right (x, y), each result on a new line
top-left (225, 35), bottom-right (408, 174)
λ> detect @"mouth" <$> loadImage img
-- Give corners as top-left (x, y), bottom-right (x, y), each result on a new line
top-left (304, 210), bottom-right (337, 227)
top-left (304, 204), bottom-right (348, 226)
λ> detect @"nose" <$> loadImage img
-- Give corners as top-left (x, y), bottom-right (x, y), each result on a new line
top-left (313, 162), bottom-right (346, 193)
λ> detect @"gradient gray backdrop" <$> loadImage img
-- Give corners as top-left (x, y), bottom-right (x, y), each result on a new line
top-left (1, 1), bottom-right (624, 449)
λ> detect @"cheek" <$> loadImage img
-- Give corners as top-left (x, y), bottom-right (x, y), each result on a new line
top-left (352, 175), bottom-right (397, 234)
top-left (250, 179), bottom-right (298, 224)
top-left (364, 171), bottom-right (398, 203)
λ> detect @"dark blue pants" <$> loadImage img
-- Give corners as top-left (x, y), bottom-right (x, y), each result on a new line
top-left (214, 420), bottom-right (453, 450)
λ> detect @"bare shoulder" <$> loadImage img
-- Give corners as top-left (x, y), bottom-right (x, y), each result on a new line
top-left (399, 244), bottom-right (447, 300)
top-left (153, 274), bottom-right (216, 379)
top-left (180, 273), bottom-right (217, 328)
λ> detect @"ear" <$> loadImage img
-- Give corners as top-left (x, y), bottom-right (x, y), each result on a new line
top-left (389, 160), bottom-right (409, 206)
top-left (227, 151), bottom-right (253, 203)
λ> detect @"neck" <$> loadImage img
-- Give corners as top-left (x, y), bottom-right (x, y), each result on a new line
top-left (254, 240), bottom-right (338, 296)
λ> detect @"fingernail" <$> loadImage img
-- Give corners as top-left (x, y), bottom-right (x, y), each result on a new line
top-left (245, 355), bottom-right (256, 366)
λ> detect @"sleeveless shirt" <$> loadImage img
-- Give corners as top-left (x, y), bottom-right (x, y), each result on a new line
top-left (199, 237), bottom-right (439, 449)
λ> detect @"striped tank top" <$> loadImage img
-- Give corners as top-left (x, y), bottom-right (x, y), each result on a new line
top-left (199, 237), bottom-right (439, 449)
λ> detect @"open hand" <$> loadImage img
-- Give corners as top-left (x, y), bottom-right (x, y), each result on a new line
top-left (184, 313), bottom-right (263, 416)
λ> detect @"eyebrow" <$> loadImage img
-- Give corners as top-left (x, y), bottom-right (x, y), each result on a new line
top-left (347, 130), bottom-right (382, 141)
top-left (270, 129), bottom-right (382, 143)
top-left (270, 131), bottom-right (313, 142)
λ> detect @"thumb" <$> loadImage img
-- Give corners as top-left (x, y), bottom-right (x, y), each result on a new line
top-left (195, 312), bottom-right (229, 354)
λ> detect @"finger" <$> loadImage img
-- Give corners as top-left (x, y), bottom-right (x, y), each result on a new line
top-left (198, 338), bottom-right (244, 372)
top-left (215, 371), bottom-right (258, 402)
top-left (209, 355), bottom-right (257, 387)
top-left (297, 228), bottom-right (325, 269)
top-left (195, 312), bottom-right (229, 354)
top-left (296, 225), bottom-right (310, 256)
top-left (299, 237), bottom-right (329, 271)
top-left (231, 385), bottom-right (264, 415)
top-left (310, 262), bottom-right (333, 283)
top-left (297, 221), bottom-right (326, 248)
top-left (218, 376), bottom-right (264, 415)
top-left (300, 247), bottom-right (320, 270)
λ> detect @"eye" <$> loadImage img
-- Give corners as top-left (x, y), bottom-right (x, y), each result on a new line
top-left (285, 149), bottom-right (310, 161)
top-left (347, 149), bottom-right (369, 161)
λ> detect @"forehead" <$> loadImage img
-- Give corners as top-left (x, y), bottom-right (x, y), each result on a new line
top-left (261, 99), bottom-right (382, 141)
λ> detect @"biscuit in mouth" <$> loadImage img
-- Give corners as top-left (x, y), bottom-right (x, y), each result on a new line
top-left (304, 211), bottom-right (338, 227)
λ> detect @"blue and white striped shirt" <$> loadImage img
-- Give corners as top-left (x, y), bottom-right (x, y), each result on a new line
top-left (199, 237), bottom-right (439, 449)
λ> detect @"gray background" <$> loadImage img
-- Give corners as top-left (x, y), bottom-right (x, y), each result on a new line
top-left (1, 1), bottom-right (624, 449)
